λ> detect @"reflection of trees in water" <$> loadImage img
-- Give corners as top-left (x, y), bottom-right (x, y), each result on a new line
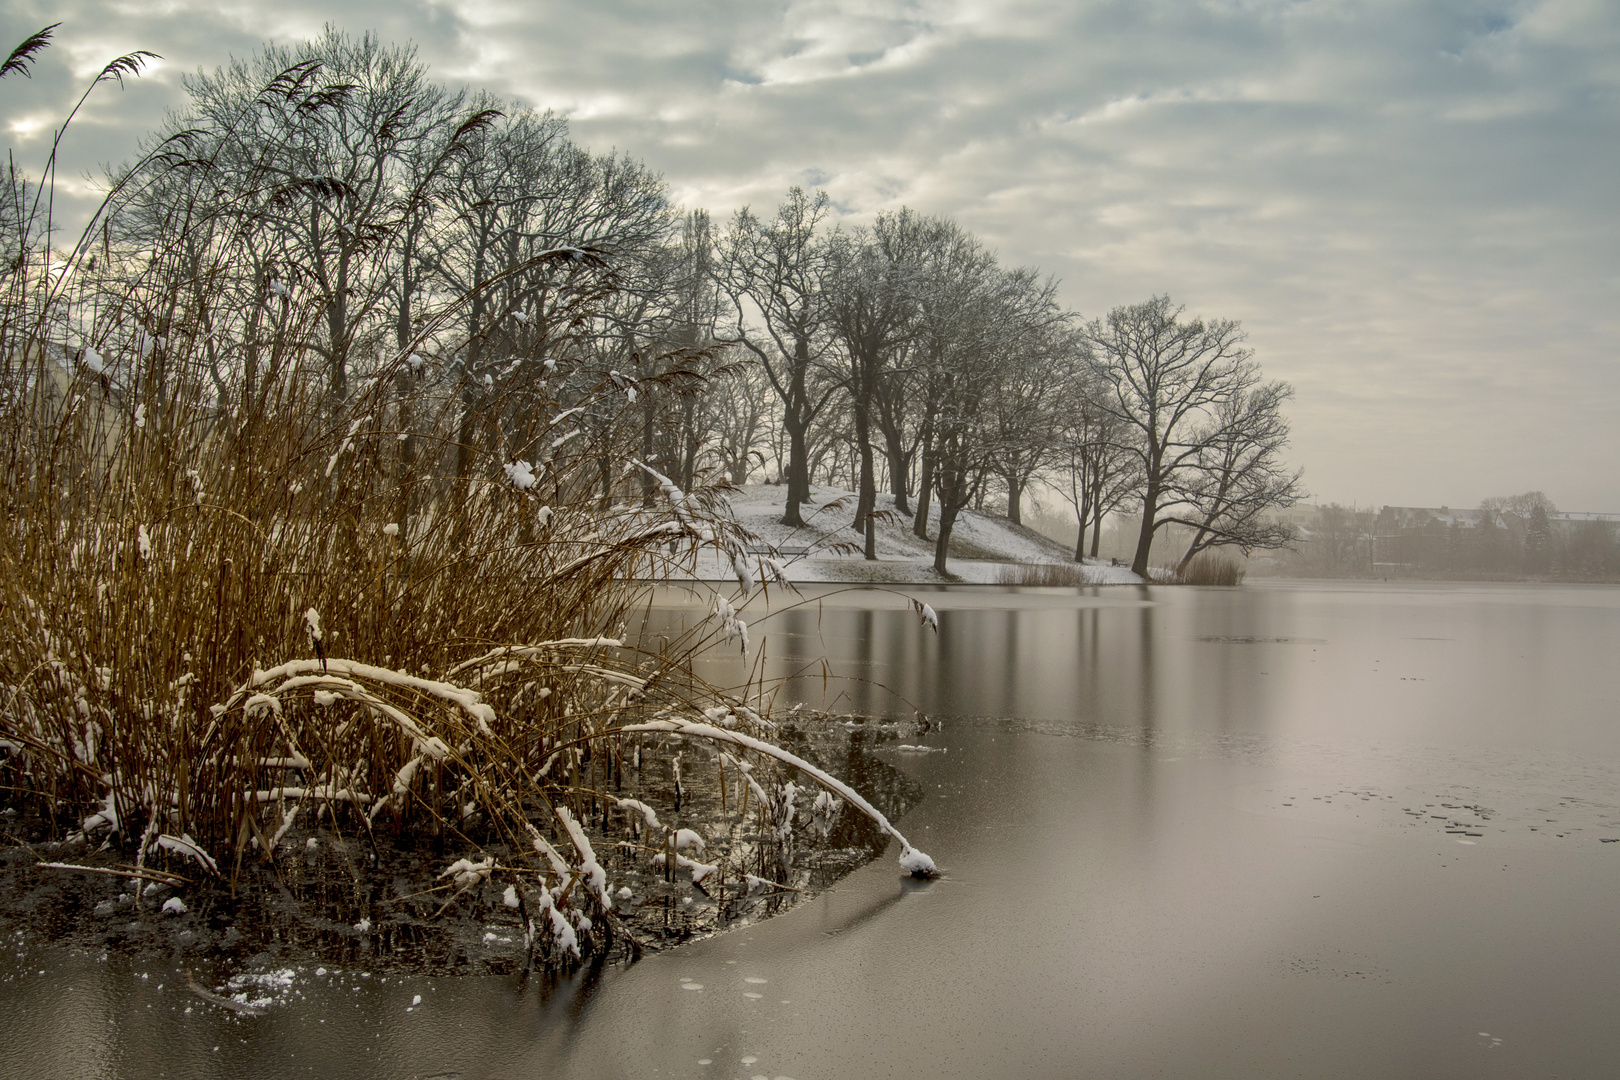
top-left (804, 728), bottom-right (925, 890)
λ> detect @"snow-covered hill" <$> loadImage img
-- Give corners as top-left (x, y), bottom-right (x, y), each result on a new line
top-left (693, 483), bottom-right (1144, 585)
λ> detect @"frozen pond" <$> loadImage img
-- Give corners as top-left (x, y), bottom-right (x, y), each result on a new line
top-left (5, 580), bottom-right (1620, 1078)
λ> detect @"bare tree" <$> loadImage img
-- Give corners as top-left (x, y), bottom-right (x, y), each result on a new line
top-left (179, 31), bottom-right (467, 404)
top-left (985, 313), bottom-right (1070, 527)
top-left (929, 264), bottom-right (1064, 574)
top-left (1049, 359), bottom-right (1142, 561)
top-left (905, 221), bottom-right (1000, 540)
top-left (691, 352), bottom-right (773, 484)
top-left (824, 210), bottom-right (937, 558)
top-left (1162, 380), bottom-right (1306, 573)
top-left (715, 188), bottom-right (839, 525)
top-left (1089, 296), bottom-right (1265, 577)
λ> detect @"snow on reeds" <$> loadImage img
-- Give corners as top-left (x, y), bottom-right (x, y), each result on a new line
top-left (0, 47), bottom-right (934, 971)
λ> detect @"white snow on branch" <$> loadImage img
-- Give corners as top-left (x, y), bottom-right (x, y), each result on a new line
top-left (554, 805), bottom-right (611, 910)
top-left (615, 719), bottom-right (937, 878)
top-left (438, 857), bottom-right (493, 888)
top-left (153, 833), bottom-right (220, 876)
top-left (445, 638), bottom-right (624, 680)
top-left (504, 460), bottom-right (538, 489)
top-left (239, 659), bottom-right (498, 734)
top-left (615, 798), bottom-right (663, 833)
top-left (651, 850), bottom-right (717, 885)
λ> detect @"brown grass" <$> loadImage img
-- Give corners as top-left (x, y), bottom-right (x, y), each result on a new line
top-left (1172, 553), bottom-right (1247, 586)
top-left (0, 52), bottom-right (932, 969)
top-left (994, 561), bottom-right (1095, 587)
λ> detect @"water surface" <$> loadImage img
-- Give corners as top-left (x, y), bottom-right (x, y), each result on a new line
top-left (5, 580), bottom-right (1619, 1078)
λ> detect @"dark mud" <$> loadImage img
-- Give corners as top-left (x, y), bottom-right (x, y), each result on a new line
top-left (0, 714), bottom-right (924, 990)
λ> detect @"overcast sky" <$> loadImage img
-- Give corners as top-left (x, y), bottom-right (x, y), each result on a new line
top-left (4, 0), bottom-right (1616, 510)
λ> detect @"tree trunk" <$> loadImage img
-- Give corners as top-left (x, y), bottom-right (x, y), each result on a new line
top-left (853, 399), bottom-right (875, 535)
top-left (1073, 485), bottom-right (1091, 563)
top-left (1006, 473), bottom-right (1023, 526)
top-left (641, 389), bottom-right (658, 507)
top-left (913, 446), bottom-right (935, 540)
top-left (782, 414), bottom-right (808, 526)
top-left (883, 425), bottom-right (911, 517)
top-left (1130, 480), bottom-right (1159, 578)
top-left (327, 241), bottom-right (353, 408)
top-left (599, 455), bottom-right (614, 510)
top-left (1088, 474), bottom-right (1105, 558)
top-left (679, 396), bottom-right (699, 492)
top-left (934, 503), bottom-right (958, 575)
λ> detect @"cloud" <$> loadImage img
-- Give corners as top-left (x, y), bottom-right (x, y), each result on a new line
top-left (3, 0), bottom-right (1616, 507)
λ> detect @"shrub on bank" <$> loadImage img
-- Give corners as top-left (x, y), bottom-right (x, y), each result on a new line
top-left (1170, 553), bottom-right (1247, 586)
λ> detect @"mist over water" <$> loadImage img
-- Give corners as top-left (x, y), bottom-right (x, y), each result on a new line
top-left (5, 581), bottom-right (1619, 1078)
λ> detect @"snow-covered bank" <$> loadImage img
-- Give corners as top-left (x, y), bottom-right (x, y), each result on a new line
top-left (689, 483), bottom-right (1146, 586)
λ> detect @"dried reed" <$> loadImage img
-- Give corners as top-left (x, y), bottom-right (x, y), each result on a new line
top-left (1171, 553), bottom-right (1247, 586)
top-left (994, 561), bottom-right (1096, 587)
top-left (0, 41), bottom-right (932, 969)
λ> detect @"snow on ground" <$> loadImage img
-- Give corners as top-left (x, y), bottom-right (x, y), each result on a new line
top-left (686, 483), bottom-right (1144, 586)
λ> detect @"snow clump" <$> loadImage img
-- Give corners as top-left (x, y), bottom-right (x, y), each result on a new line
top-left (503, 459), bottom-right (538, 489)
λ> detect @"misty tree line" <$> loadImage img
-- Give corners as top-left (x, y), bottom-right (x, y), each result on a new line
top-left (1287, 494), bottom-right (1620, 579)
top-left (29, 29), bottom-right (1302, 577)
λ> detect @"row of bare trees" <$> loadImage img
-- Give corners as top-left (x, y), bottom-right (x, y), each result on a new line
top-left (717, 191), bottom-right (1305, 575)
top-left (24, 29), bottom-right (1302, 577)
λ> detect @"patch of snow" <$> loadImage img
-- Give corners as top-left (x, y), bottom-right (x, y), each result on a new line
top-left (555, 806), bottom-right (610, 908)
top-left (899, 847), bottom-right (937, 876)
top-left (620, 718), bottom-right (938, 878)
top-left (680, 484), bottom-right (1140, 585)
top-left (439, 857), bottom-right (493, 888)
top-left (504, 460), bottom-right (538, 489)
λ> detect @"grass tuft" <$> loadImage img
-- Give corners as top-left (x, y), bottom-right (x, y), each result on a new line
top-left (994, 561), bottom-right (1095, 587)
top-left (1172, 553), bottom-right (1247, 586)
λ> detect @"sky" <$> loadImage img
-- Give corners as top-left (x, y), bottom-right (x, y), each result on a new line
top-left (3, 0), bottom-right (1616, 511)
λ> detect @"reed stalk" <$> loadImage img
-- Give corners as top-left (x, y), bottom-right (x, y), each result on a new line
top-left (0, 36), bottom-right (933, 970)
